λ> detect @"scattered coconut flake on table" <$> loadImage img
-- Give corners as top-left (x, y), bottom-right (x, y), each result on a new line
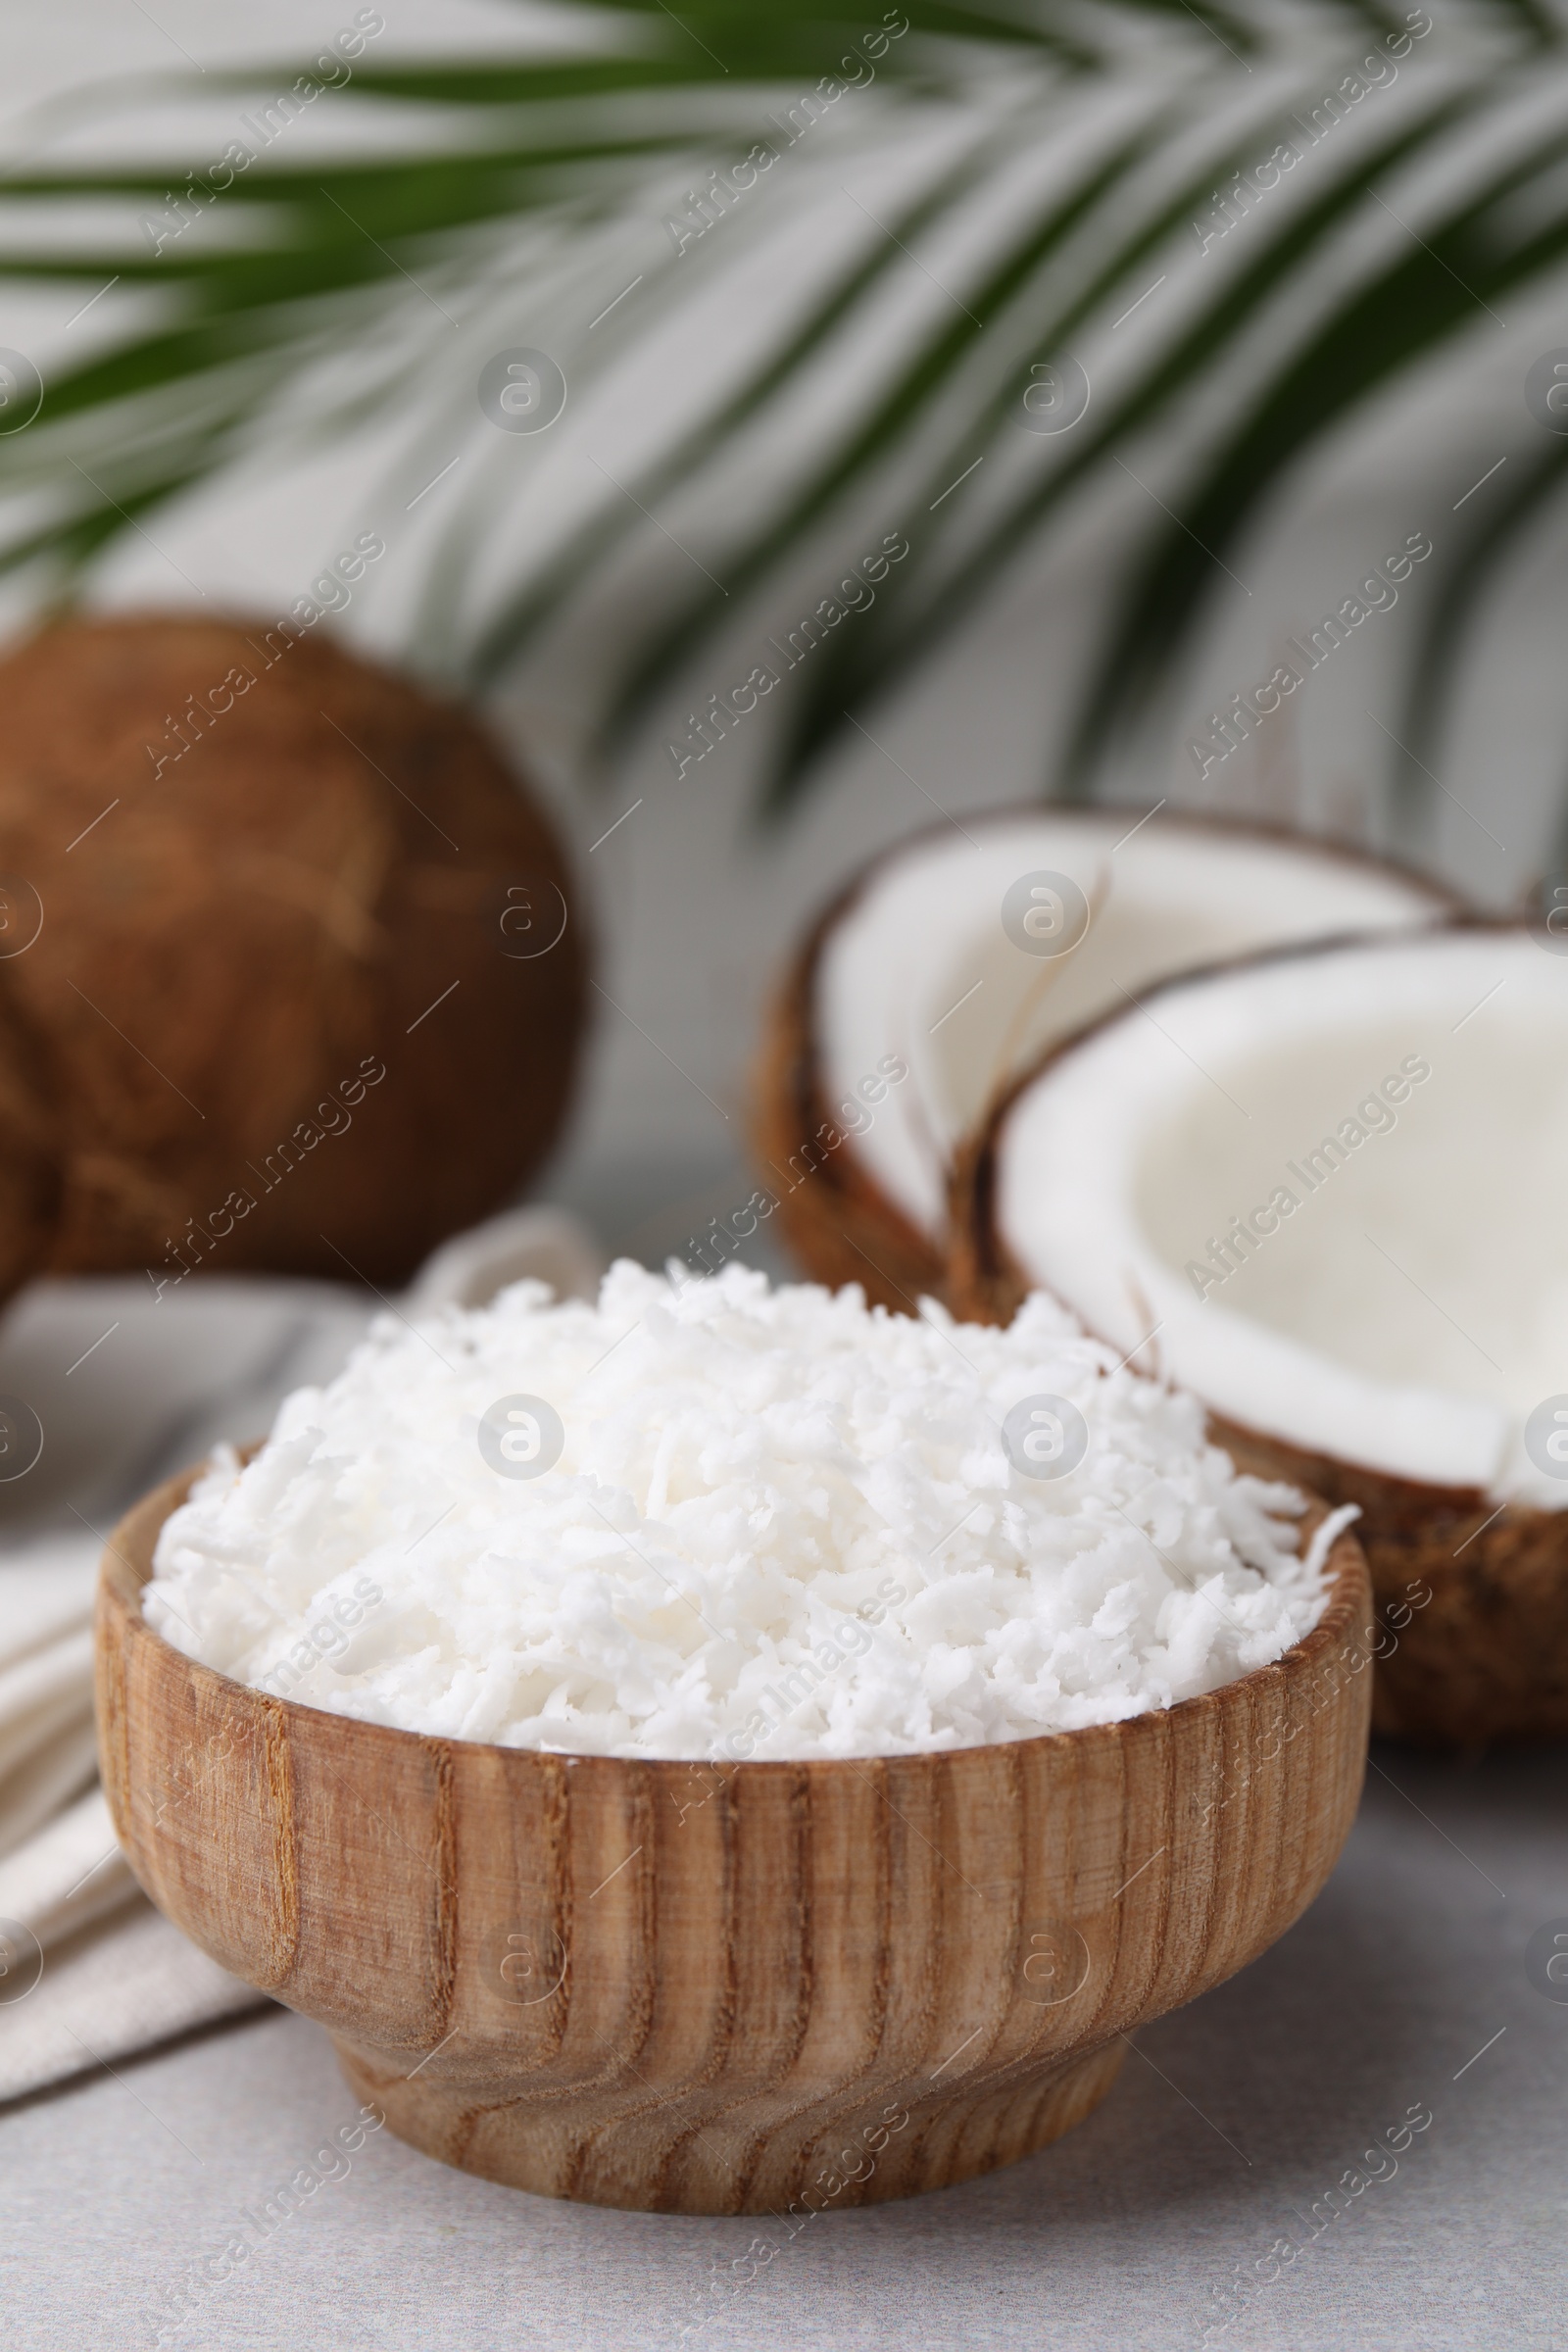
top-left (143, 1264), bottom-right (1344, 1759)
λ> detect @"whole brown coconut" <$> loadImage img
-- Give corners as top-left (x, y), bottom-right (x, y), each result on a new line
top-left (0, 975), bottom-right (61, 1295)
top-left (0, 612), bottom-right (587, 1288)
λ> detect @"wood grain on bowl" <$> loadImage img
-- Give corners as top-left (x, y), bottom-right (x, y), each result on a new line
top-left (96, 1470), bottom-right (1371, 2215)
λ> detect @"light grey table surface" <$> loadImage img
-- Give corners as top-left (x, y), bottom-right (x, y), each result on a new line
top-left (4, 1740), bottom-right (1565, 2351)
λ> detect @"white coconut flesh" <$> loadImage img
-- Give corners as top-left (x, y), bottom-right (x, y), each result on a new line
top-left (816, 815), bottom-right (1447, 1242)
top-left (993, 929), bottom-right (1568, 1507)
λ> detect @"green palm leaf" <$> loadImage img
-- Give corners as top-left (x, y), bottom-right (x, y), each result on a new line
top-left (0, 0), bottom-right (1562, 825)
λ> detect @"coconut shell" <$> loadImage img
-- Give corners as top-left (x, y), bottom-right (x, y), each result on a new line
top-left (756, 809), bottom-right (1459, 1316)
top-left (0, 612), bottom-right (587, 1288)
top-left (0, 978), bottom-right (61, 1298)
top-left (752, 885), bottom-right (944, 1314)
top-left (949, 1072), bottom-right (1568, 1749)
top-left (1202, 1417), bottom-right (1568, 1747)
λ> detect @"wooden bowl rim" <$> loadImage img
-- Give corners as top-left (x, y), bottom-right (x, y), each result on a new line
top-left (100, 1463), bottom-right (1370, 1782)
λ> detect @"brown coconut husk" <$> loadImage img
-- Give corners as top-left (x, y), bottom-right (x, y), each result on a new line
top-left (755, 808), bottom-right (1460, 1318)
top-left (948, 977), bottom-right (1568, 1749)
top-left (1202, 1417), bottom-right (1568, 1747)
top-left (0, 983), bottom-right (61, 1298)
top-left (0, 612), bottom-right (587, 1289)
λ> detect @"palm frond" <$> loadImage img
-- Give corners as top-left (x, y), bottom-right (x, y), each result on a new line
top-left (0, 0), bottom-right (1564, 826)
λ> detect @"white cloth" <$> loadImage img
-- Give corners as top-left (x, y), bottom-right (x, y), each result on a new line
top-left (0, 1536), bottom-right (101, 1863)
top-left (0, 1791), bottom-right (260, 2103)
top-left (0, 1206), bottom-right (604, 2104)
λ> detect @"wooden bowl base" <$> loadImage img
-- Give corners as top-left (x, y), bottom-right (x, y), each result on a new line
top-left (333, 2036), bottom-right (1127, 2215)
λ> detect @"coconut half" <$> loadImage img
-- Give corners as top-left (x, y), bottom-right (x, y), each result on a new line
top-left (951, 924), bottom-right (1568, 1744)
top-left (755, 809), bottom-right (1455, 1311)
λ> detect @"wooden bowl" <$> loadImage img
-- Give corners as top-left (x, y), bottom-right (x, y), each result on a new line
top-left (95, 1468), bottom-right (1372, 2216)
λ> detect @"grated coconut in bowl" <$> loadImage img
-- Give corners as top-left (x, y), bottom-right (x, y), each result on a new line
top-left (143, 1261), bottom-right (1346, 1759)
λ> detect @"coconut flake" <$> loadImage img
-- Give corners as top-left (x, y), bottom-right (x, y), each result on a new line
top-left (143, 1263), bottom-right (1333, 1758)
